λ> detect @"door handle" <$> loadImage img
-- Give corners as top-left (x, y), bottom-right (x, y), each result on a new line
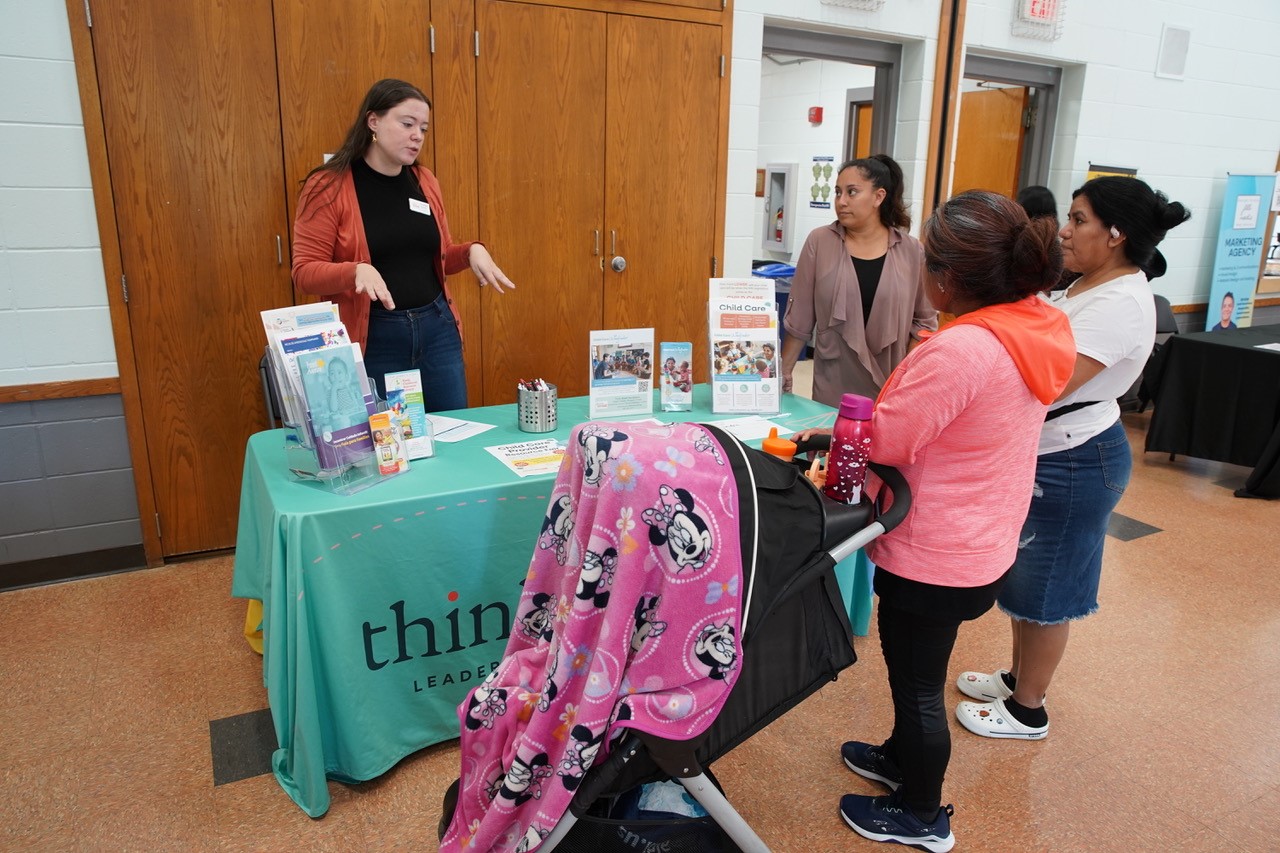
top-left (610, 256), bottom-right (627, 273)
top-left (593, 229), bottom-right (600, 256)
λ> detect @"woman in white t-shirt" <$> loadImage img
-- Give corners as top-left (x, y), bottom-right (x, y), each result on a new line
top-left (955, 176), bottom-right (1190, 740)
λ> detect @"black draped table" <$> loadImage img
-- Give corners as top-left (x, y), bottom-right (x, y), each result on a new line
top-left (1145, 323), bottom-right (1280, 498)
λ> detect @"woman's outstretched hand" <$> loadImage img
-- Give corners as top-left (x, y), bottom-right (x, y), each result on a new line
top-left (469, 244), bottom-right (515, 294)
top-left (354, 263), bottom-right (395, 310)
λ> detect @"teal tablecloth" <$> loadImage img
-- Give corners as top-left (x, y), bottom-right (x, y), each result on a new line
top-left (231, 386), bottom-right (838, 817)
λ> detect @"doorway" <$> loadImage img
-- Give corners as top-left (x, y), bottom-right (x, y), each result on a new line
top-left (951, 55), bottom-right (1061, 200)
top-left (757, 26), bottom-right (905, 264)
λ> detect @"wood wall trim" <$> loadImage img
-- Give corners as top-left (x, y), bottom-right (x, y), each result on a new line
top-left (0, 377), bottom-right (122, 403)
top-left (715, 6), bottom-right (733, 278)
top-left (921, 0), bottom-right (966, 215)
top-left (63, 0), bottom-right (163, 568)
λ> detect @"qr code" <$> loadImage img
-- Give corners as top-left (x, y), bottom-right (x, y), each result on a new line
top-left (637, 380), bottom-right (650, 393)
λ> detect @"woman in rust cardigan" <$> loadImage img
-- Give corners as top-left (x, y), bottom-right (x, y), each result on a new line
top-left (291, 79), bottom-right (513, 410)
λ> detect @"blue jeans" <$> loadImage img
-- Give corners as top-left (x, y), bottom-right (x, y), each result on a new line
top-left (998, 420), bottom-right (1132, 624)
top-left (363, 294), bottom-right (467, 412)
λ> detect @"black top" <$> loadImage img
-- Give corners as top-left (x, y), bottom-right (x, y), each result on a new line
top-left (850, 253), bottom-right (887, 324)
top-left (351, 158), bottom-right (442, 310)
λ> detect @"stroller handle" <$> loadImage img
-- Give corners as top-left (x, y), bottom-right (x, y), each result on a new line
top-left (791, 434), bottom-right (911, 536)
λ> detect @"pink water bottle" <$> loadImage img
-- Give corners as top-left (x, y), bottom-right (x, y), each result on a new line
top-left (823, 393), bottom-right (874, 504)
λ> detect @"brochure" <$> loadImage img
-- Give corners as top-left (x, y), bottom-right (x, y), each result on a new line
top-left (260, 302), bottom-right (340, 338)
top-left (659, 341), bottom-right (693, 412)
top-left (708, 278), bottom-right (780, 414)
top-left (295, 344), bottom-right (377, 469)
top-left (589, 328), bottom-right (655, 419)
top-left (368, 411), bottom-right (410, 475)
top-left (384, 369), bottom-right (435, 459)
top-left (484, 439), bottom-right (568, 478)
top-left (269, 320), bottom-right (357, 429)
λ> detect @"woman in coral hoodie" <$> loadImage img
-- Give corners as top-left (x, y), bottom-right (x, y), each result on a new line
top-left (291, 79), bottom-right (513, 410)
top-left (800, 191), bottom-right (1076, 852)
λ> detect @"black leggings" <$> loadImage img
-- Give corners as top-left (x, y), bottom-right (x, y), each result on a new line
top-left (874, 567), bottom-right (1005, 818)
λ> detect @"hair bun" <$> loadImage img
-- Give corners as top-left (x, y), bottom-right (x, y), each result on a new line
top-left (1158, 198), bottom-right (1191, 230)
top-left (1009, 215), bottom-right (1063, 296)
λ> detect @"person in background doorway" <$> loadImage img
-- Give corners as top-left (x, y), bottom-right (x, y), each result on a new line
top-left (1017, 185), bottom-right (1079, 291)
top-left (1016, 185), bottom-right (1058, 223)
top-left (797, 191), bottom-right (1076, 852)
top-left (956, 175), bottom-right (1191, 742)
top-left (291, 78), bottom-right (514, 410)
top-left (780, 155), bottom-right (937, 406)
top-left (1210, 291), bottom-right (1238, 331)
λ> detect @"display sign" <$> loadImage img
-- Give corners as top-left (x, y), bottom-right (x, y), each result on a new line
top-left (1205, 173), bottom-right (1278, 331)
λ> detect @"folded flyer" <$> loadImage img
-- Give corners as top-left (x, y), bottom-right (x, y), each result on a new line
top-left (659, 341), bottom-right (693, 412)
top-left (385, 369), bottom-right (435, 459)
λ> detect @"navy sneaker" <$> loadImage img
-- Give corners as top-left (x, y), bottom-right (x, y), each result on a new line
top-left (841, 741), bottom-right (903, 791)
top-left (839, 791), bottom-right (956, 853)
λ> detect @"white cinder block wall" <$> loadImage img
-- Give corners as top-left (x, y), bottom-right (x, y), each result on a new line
top-left (727, 0), bottom-right (1280, 308)
top-left (0, 1), bottom-right (115, 386)
top-left (756, 60), bottom-right (877, 260)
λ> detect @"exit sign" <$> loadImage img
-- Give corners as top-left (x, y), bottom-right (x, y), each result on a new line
top-left (1020, 0), bottom-right (1061, 22)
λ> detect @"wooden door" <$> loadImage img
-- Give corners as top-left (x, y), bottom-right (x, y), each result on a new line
top-left (476, 1), bottom-right (607, 402)
top-left (951, 86), bottom-right (1028, 198)
top-left (604, 16), bottom-right (721, 385)
top-left (91, 0), bottom-right (293, 555)
top-left (852, 103), bottom-right (873, 159)
top-left (273, 0), bottom-right (434, 231)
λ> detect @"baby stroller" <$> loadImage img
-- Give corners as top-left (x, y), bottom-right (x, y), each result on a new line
top-left (438, 421), bottom-right (909, 852)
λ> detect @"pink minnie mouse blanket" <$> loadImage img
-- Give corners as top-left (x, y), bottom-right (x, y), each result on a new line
top-left (441, 421), bottom-right (744, 852)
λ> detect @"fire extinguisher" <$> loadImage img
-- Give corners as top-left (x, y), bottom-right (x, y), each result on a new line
top-left (774, 207), bottom-right (784, 242)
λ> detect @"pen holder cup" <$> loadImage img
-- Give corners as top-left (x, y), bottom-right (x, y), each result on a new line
top-left (518, 384), bottom-right (558, 433)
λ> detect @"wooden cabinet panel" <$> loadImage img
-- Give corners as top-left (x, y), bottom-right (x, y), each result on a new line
top-left (91, 0), bottom-right (293, 554)
top-left (476, 1), bottom-right (607, 402)
top-left (477, 3), bottom-right (725, 402)
top-left (605, 16), bottom-right (721, 383)
top-left (429, 0), bottom-right (485, 405)
top-left (273, 0), bottom-right (434, 232)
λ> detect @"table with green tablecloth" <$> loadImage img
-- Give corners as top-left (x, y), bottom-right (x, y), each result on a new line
top-left (231, 386), bottom-right (843, 817)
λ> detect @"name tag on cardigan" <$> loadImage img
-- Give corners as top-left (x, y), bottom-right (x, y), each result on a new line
top-left (409, 198), bottom-right (431, 216)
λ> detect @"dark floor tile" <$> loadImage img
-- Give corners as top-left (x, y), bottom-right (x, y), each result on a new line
top-left (209, 708), bottom-right (276, 786)
top-left (1107, 511), bottom-right (1162, 541)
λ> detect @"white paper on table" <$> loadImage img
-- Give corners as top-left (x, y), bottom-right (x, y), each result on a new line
top-left (708, 415), bottom-right (792, 442)
top-left (1254, 342), bottom-right (1280, 352)
top-left (426, 414), bottom-right (498, 443)
top-left (484, 439), bottom-right (567, 478)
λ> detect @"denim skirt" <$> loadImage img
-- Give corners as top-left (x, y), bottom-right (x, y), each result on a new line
top-left (997, 419), bottom-right (1131, 624)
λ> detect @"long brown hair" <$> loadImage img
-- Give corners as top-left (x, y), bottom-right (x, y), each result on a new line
top-left (302, 79), bottom-right (431, 195)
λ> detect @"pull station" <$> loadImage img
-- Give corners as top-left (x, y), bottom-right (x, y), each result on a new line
top-left (808, 106), bottom-right (823, 124)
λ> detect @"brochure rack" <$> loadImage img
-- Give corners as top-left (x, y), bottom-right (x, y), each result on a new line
top-left (259, 298), bottom-right (413, 497)
top-left (262, 345), bottom-right (398, 496)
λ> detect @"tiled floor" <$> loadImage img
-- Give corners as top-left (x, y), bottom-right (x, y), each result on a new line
top-left (2, 401), bottom-right (1278, 851)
